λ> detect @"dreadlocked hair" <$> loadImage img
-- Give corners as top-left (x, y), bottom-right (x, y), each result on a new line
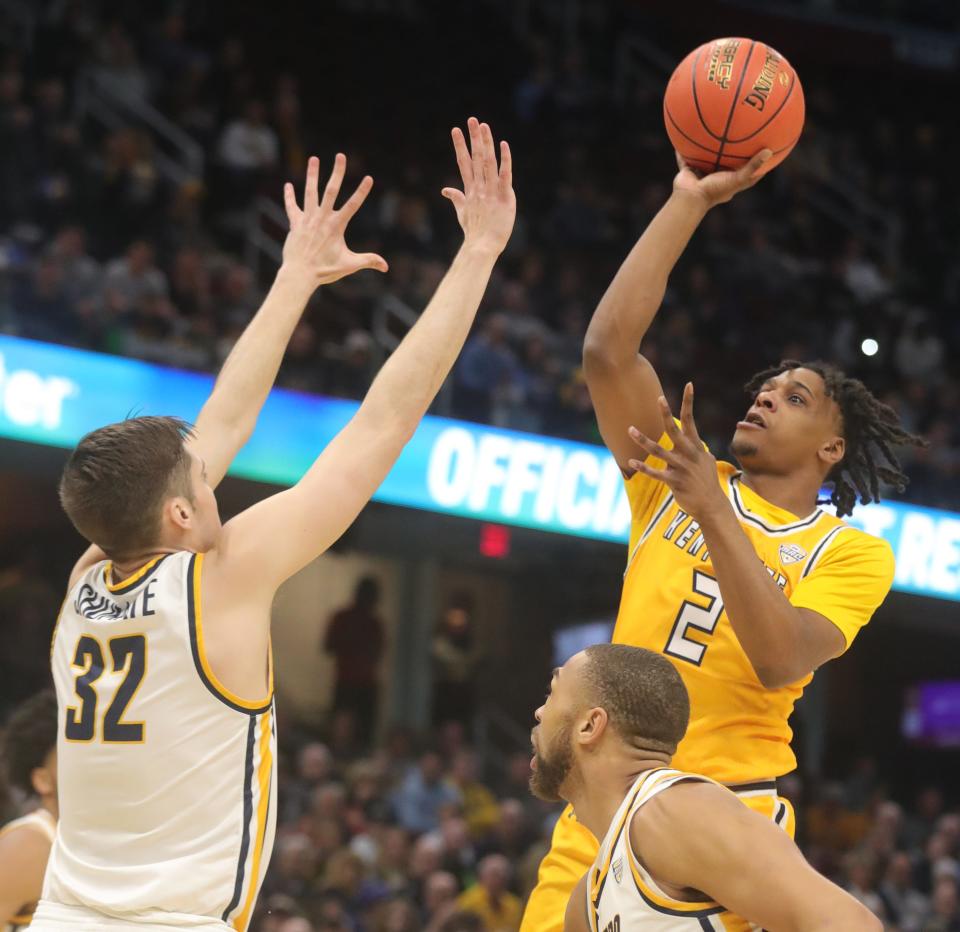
top-left (745, 360), bottom-right (927, 518)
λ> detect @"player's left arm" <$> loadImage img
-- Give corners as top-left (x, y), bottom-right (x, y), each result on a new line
top-left (68, 155), bottom-right (387, 586)
top-left (632, 782), bottom-right (882, 931)
top-left (0, 825), bottom-right (51, 923)
top-left (627, 385), bottom-right (893, 689)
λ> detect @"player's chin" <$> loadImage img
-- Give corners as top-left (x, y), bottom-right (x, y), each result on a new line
top-left (528, 774), bottom-right (563, 804)
top-left (729, 432), bottom-right (762, 464)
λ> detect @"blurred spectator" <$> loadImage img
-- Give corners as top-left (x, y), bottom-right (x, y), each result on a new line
top-left (457, 854), bottom-right (522, 932)
top-left (217, 98), bottom-right (278, 207)
top-left (454, 315), bottom-right (517, 424)
top-left (431, 591), bottom-right (482, 730)
top-left (283, 742), bottom-right (334, 822)
top-left (843, 851), bottom-right (886, 918)
top-left (423, 871), bottom-right (459, 930)
top-left (327, 330), bottom-right (375, 400)
top-left (47, 225), bottom-right (102, 312)
top-left (103, 239), bottom-right (168, 312)
top-left (391, 749), bottom-right (462, 836)
top-left (449, 751), bottom-right (500, 840)
top-left (93, 23), bottom-right (150, 101)
top-left (323, 576), bottom-right (386, 739)
top-left (926, 877), bottom-right (960, 932)
top-left (879, 851), bottom-right (929, 932)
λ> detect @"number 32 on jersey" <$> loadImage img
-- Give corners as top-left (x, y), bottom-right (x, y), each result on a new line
top-left (65, 634), bottom-right (147, 743)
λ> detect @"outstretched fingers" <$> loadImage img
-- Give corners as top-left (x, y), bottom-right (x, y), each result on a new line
top-left (304, 155), bottom-right (321, 209)
top-left (337, 174), bottom-right (375, 224)
top-left (283, 181), bottom-right (300, 225)
top-left (451, 125), bottom-right (473, 194)
top-left (479, 121), bottom-right (498, 188)
top-left (498, 140), bottom-right (512, 195)
top-left (349, 251), bottom-right (389, 274)
top-left (657, 396), bottom-right (684, 447)
top-left (627, 458), bottom-right (669, 483)
top-left (468, 117), bottom-right (484, 191)
top-left (679, 382), bottom-right (703, 443)
top-left (628, 425), bottom-right (673, 464)
top-left (320, 153), bottom-right (347, 212)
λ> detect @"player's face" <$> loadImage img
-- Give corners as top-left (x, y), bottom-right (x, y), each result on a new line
top-left (730, 368), bottom-right (843, 476)
top-left (529, 661), bottom-right (577, 802)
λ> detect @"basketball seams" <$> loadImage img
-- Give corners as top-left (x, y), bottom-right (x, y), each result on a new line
top-left (666, 38), bottom-right (804, 176)
top-left (726, 66), bottom-right (798, 144)
top-left (664, 105), bottom-right (723, 157)
top-left (690, 46), bottom-right (723, 141)
top-left (712, 39), bottom-right (758, 172)
top-left (704, 134), bottom-right (802, 162)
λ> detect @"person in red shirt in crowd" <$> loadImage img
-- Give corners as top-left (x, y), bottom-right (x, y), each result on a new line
top-left (323, 576), bottom-right (385, 738)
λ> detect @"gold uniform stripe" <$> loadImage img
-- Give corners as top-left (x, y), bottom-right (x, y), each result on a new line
top-left (625, 840), bottom-right (718, 912)
top-left (103, 555), bottom-right (165, 592)
top-left (192, 553), bottom-right (274, 710)
top-left (590, 770), bottom-right (677, 902)
top-left (233, 709), bottom-right (273, 931)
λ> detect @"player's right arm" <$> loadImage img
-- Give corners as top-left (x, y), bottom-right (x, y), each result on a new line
top-left (583, 151), bottom-right (770, 470)
top-left (0, 824), bottom-right (50, 923)
top-left (632, 781), bottom-right (881, 931)
top-left (563, 872), bottom-right (591, 932)
top-left (209, 119), bottom-right (515, 594)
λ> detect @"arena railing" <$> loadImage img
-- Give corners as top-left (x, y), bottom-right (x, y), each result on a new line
top-left (74, 71), bottom-right (205, 187)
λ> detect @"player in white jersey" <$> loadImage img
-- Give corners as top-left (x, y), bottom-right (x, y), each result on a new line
top-left (33, 118), bottom-right (516, 931)
top-left (0, 690), bottom-right (58, 930)
top-left (528, 645), bottom-right (880, 932)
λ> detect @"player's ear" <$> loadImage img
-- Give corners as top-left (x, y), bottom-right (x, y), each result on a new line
top-left (165, 496), bottom-right (193, 530)
top-left (578, 707), bottom-right (608, 747)
top-left (819, 435), bottom-right (845, 467)
top-left (32, 764), bottom-right (54, 797)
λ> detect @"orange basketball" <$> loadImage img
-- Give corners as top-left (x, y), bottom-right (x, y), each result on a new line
top-left (663, 38), bottom-right (805, 177)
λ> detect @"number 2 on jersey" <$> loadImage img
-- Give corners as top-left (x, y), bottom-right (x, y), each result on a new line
top-left (65, 634), bottom-right (146, 742)
top-left (664, 571), bottom-right (723, 665)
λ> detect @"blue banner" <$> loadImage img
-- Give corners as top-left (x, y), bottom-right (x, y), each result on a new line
top-left (1, 334), bottom-right (957, 602)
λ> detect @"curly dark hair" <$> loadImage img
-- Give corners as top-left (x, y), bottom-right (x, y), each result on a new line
top-left (746, 361), bottom-right (927, 518)
top-left (2, 689), bottom-right (58, 796)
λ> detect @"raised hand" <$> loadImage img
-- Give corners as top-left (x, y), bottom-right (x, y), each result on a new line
top-left (282, 154), bottom-right (388, 287)
top-left (626, 383), bottom-right (729, 521)
top-left (673, 149), bottom-right (772, 210)
top-left (442, 117), bottom-right (516, 256)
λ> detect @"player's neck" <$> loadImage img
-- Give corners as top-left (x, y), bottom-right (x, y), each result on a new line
top-left (109, 547), bottom-right (180, 581)
top-left (567, 759), bottom-right (666, 841)
top-left (738, 469), bottom-right (822, 518)
top-left (41, 795), bottom-right (58, 820)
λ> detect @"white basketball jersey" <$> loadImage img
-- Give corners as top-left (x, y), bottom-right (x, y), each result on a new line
top-left (45, 552), bottom-right (276, 931)
top-left (586, 769), bottom-right (754, 932)
top-left (0, 809), bottom-right (56, 931)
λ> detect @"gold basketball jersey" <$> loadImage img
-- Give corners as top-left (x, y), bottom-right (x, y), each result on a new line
top-left (616, 447), bottom-right (893, 784)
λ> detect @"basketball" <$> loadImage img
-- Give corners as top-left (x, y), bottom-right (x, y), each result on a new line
top-left (663, 37), bottom-right (805, 177)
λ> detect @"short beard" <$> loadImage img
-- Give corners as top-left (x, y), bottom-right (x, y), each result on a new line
top-left (729, 438), bottom-right (758, 464)
top-left (529, 722), bottom-right (574, 803)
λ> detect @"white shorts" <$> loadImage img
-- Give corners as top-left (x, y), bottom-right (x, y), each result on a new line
top-left (30, 901), bottom-right (231, 930)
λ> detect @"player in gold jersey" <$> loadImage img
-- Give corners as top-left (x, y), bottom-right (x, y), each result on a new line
top-left (521, 151), bottom-right (924, 931)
